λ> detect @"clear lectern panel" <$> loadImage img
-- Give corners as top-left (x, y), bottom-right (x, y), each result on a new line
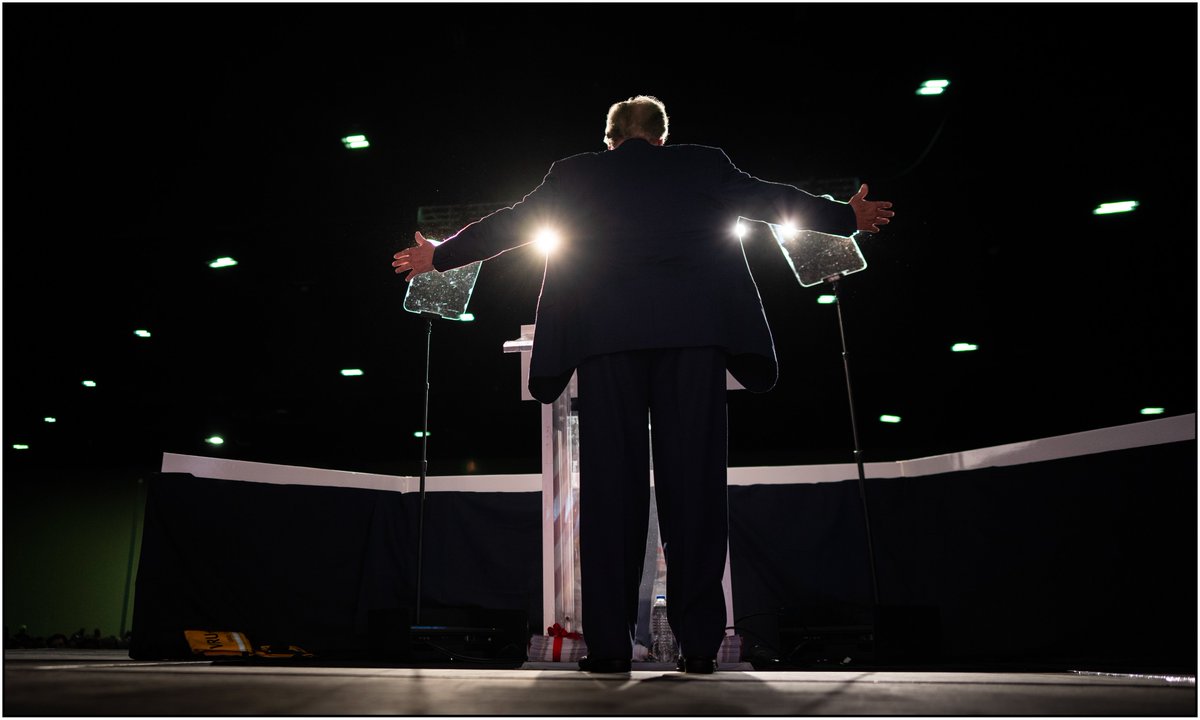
top-left (764, 222), bottom-right (866, 287)
top-left (403, 260), bottom-right (482, 319)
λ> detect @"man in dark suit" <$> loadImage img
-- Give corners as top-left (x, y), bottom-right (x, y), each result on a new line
top-left (393, 95), bottom-right (893, 673)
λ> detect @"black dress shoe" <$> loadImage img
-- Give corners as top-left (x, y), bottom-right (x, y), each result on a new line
top-left (676, 656), bottom-right (717, 674)
top-left (578, 656), bottom-right (632, 673)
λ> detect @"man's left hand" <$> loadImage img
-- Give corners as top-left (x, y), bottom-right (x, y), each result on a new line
top-left (392, 231), bottom-right (435, 282)
top-left (849, 183), bottom-right (894, 233)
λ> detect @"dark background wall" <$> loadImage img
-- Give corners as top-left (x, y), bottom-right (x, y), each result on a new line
top-left (4, 468), bottom-right (144, 643)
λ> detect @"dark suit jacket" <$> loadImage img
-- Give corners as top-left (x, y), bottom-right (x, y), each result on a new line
top-left (432, 139), bottom-right (858, 403)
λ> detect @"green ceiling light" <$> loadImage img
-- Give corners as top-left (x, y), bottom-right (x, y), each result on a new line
top-left (817, 295), bottom-right (837, 305)
top-left (917, 79), bottom-right (950, 95)
top-left (44, 417), bottom-right (56, 423)
top-left (205, 435), bottom-right (225, 445)
top-left (342, 134), bottom-right (370, 149)
top-left (1093, 200), bottom-right (1139, 215)
top-left (879, 414), bottom-right (902, 424)
top-left (209, 257), bottom-right (239, 268)
top-left (13, 444), bottom-right (30, 450)
top-left (413, 431), bottom-right (431, 438)
top-left (1140, 407), bottom-right (1165, 415)
top-left (457, 313), bottom-right (476, 322)
top-left (82, 380), bottom-right (97, 388)
top-left (340, 368), bottom-right (364, 377)
top-left (134, 329), bottom-right (152, 338)
top-left (951, 342), bottom-right (978, 352)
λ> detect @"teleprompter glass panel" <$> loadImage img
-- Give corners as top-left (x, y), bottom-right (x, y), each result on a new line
top-left (403, 261), bottom-right (483, 320)
top-left (764, 222), bottom-right (867, 287)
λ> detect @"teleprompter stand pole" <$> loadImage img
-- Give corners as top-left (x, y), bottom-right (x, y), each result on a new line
top-left (827, 275), bottom-right (881, 606)
top-left (415, 313), bottom-right (437, 625)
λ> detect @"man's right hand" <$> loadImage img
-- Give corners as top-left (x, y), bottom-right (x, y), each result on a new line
top-left (392, 231), bottom-right (436, 282)
top-left (849, 183), bottom-right (894, 233)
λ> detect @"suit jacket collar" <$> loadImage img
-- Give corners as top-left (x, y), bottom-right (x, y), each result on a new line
top-left (616, 137), bottom-right (656, 151)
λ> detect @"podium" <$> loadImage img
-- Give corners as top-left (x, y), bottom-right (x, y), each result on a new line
top-left (504, 325), bottom-right (742, 638)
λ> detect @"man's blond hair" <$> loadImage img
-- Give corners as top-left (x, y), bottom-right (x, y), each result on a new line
top-left (603, 95), bottom-right (669, 149)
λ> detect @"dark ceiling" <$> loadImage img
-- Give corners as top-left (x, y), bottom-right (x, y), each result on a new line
top-left (3, 3), bottom-right (1196, 480)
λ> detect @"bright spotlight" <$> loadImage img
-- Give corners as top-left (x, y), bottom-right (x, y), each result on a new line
top-left (535, 228), bottom-right (560, 254)
top-left (1093, 200), bottom-right (1138, 215)
top-left (917, 79), bottom-right (950, 95)
top-left (735, 221), bottom-right (747, 239)
top-left (780, 222), bottom-right (799, 238)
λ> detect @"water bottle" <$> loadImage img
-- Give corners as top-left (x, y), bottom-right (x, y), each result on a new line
top-left (651, 594), bottom-right (677, 662)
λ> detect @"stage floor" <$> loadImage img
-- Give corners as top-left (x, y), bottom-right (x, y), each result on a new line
top-left (4, 650), bottom-right (1195, 716)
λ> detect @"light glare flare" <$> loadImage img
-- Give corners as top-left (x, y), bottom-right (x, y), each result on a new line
top-left (879, 415), bottom-right (902, 424)
top-left (209, 257), bottom-right (239, 268)
top-left (817, 295), bottom-right (837, 305)
top-left (535, 228), bottom-right (560, 254)
top-left (1140, 407), bottom-right (1165, 415)
top-left (134, 329), bottom-right (152, 338)
top-left (205, 435), bottom-right (225, 445)
top-left (952, 343), bottom-right (978, 352)
top-left (82, 380), bottom-right (97, 388)
top-left (340, 368), bottom-right (364, 377)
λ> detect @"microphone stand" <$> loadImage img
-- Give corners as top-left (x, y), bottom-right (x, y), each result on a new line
top-left (825, 274), bottom-right (881, 607)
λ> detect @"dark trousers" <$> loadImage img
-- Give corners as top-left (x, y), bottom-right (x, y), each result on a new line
top-left (576, 347), bottom-right (729, 660)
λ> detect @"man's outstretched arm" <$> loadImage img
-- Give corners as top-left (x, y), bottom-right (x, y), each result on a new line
top-left (391, 164), bottom-right (562, 282)
top-left (717, 150), bottom-right (893, 236)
